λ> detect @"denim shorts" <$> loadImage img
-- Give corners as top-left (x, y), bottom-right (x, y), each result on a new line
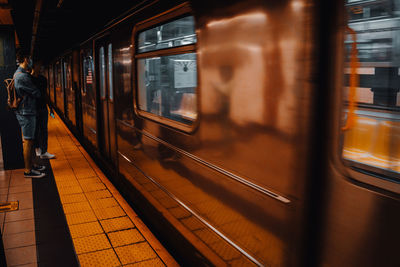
top-left (15, 114), bottom-right (36, 140)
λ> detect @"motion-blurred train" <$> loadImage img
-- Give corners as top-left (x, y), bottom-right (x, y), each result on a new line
top-left (43, 0), bottom-right (400, 266)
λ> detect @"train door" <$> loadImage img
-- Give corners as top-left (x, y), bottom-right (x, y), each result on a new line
top-left (95, 36), bottom-right (117, 165)
top-left (73, 49), bottom-right (83, 135)
top-left (81, 46), bottom-right (97, 148)
top-left (62, 57), bottom-right (69, 119)
top-left (317, 1), bottom-right (400, 266)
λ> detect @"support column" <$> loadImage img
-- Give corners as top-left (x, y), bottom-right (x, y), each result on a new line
top-left (0, 26), bottom-right (23, 169)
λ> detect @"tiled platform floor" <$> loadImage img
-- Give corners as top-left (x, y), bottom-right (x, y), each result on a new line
top-left (0, 169), bottom-right (37, 267)
top-left (0, 113), bottom-right (178, 267)
top-left (46, 114), bottom-right (178, 266)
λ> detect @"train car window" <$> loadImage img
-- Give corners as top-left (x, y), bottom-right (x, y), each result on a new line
top-left (55, 61), bottom-right (61, 90)
top-left (63, 60), bottom-right (72, 91)
top-left (135, 13), bottom-right (198, 128)
top-left (99, 46), bottom-right (106, 99)
top-left (55, 61), bottom-right (62, 102)
top-left (137, 16), bottom-right (196, 53)
top-left (108, 43), bottom-right (113, 101)
top-left (82, 53), bottom-right (94, 96)
top-left (342, 0), bottom-right (400, 181)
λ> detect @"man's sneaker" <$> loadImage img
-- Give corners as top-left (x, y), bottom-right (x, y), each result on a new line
top-left (35, 148), bottom-right (42, 157)
top-left (40, 152), bottom-right (55, 159)
top-left (33, 164), bottom-right (46, 172)
top-left (24, 170), bottom-right (45, 178)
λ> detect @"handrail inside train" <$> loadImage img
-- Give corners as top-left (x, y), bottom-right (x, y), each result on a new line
top-left (342, 25), bottom-right (359, 131)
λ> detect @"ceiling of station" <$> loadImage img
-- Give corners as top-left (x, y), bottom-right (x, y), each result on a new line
top-left (7, 0), bottom-right (140, 62)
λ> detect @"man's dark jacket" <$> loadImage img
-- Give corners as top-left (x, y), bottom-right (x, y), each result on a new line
top-left (14, 66), bottom-right (41, 115)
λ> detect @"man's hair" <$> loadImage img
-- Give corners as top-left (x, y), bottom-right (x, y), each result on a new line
top-left (16, 49), bottom-right (30, 63)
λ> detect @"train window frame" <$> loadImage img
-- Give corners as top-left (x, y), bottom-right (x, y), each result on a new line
top-left (131, 3), bottom-right (199, 133)
top-left (331, 4), bottom-right (400, 195)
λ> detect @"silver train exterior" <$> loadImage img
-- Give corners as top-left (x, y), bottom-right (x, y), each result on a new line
top-left (44, 0), bottom-right (400, 266)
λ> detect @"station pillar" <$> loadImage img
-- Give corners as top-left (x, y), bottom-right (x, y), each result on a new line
top-left (0, 26), bottom-right (23, 169)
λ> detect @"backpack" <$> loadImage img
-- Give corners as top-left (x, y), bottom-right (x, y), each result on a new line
top-left (4, 72), bottom-right (23, 110)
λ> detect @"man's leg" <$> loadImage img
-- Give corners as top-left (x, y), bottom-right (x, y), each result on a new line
top-left (23, 139), bottom-right (34, 173)
top-left (34, 114), bottom-right (42, 155)
top-left (16, 114), bottom-right (45, 177)
top-left (16, 114), bottom-right (36, 173)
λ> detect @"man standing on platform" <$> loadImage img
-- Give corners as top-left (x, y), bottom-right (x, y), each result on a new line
top-left (31, 61), bottom-right (55, 160)
top-left (14, 50), bottom-right (46, 178)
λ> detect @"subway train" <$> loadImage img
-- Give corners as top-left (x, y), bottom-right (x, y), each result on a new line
top-left (43, 0), bottom-right (400, 266)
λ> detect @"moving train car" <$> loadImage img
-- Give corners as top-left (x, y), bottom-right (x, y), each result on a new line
top-left (44, 0), bottom-right (400, 266)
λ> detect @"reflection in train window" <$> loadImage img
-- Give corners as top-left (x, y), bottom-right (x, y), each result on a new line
top-left (99, 46), bottom-right (106, 99)
top-left (137, 53), bottom-right (197, 124)
top-left (342, 0), bottom-right (400, 180)
top-left (135, 14), bottom-right (197, 126)
top-left (137, 16), bottom-right (196, 53)
top-left (108, 43), bottom-right (113, 101)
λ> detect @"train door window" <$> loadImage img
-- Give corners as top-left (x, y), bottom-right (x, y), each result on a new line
top-left (108, 43), bottom-right (113, 101)
top-left (55, 61), bottom-right (62, 109)
top-left (99, 46), bottom-right (106, 99)
top-left (341, 0), bottom-right (400, 185)
top-left (82, 53), bottom-right (94, 97)
top-left (63, 59), bottom-right (72, 91)
top-left (134, 6), bottom-right (198, 130)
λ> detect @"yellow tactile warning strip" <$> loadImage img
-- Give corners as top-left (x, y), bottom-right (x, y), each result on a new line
top-left (47, 114), bottom-right (178, 267)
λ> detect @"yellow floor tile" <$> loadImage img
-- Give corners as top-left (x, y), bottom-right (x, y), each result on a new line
top-left (59, 193), bottom-right (87, 204)
top-left (78, 249), bottom-right (121, 267)
top-left (78, 177), bottom-right (102, 185)
top-left (69, 221), bottom-right (104, 239)
top-left (108, 229), bottom-right (144, 247)
top-left (115, 242), bottom-right (157, 265)
top-left (99, 217), bottom-right (135, 233)
top-left (81, 182), bottom-right (106, 193)
top-left (73, 233), bottom-right (111, 254)
top-left (66, 210), bottom-right (97, 225)
top-left (58, 185), bottom-right (83, 195)
top-left (74, 168), bottom-right (97, 179)
top-left (53, 175), bottom-right (76, 182)
top-left (93, 206), bottom-right (125, 220)
top-left (85, 190), bottom-right (112, 200)
top-left (56, 180), bottom-right (80, 188)
top-left (89, 198), bottom-right (118, 210)
top-left (63, 201), bottom-right (92, 214)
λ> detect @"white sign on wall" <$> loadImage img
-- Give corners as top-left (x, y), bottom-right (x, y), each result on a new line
top-left (174, 60), bottom-right (197, 88)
